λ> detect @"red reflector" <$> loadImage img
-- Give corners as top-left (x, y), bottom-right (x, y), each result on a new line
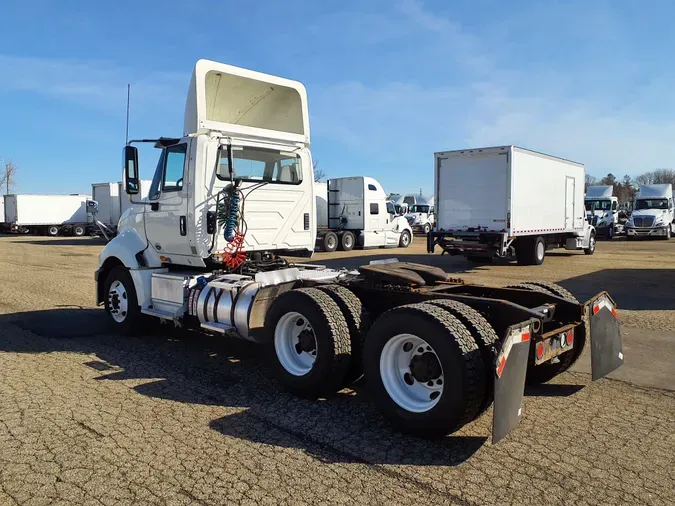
top-left (567, 331), bottom-right (574, 346)
top-left (592, 304), bottom-right (600, 315)
top-left (496, 356), bottom-right (506, 377)
top-left (536, 342), bottom-right (544, 359)
top-left (611, 308), bottom-right (617, 318)
top-left (521, 332), bottom-right (531, 342)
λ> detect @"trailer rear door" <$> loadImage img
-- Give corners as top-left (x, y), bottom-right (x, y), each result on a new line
top-left (565, 177), bottom-right (575, 229)
top-left (436, 151), bottom-right (509, 231)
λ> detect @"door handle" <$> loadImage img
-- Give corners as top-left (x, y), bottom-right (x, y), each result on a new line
top-left (179, 216), bottom-right (187, 236)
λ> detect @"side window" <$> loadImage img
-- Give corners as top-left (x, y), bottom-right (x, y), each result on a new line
top-left (430, 206), bottom-right (435, 214)
top-left (612, 201), bottom-right (617, 211)
top-left (368, 184), bottom-right (377, 191)
top-left (370, 203), bottom-right (379, 215)
top-left (386, 202), bottom-right (396, 214)
top-left (162, 144), bottom-right (187, 192)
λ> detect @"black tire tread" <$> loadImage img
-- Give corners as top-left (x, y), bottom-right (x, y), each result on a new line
top-left (522, 281), bottom-right (578, 303)
top-left (316, 284), bottom-right (370, 384)
top-left (268, 288), bottom-right (351, 397)
top-left (368, 302), bottom-right (484, 433)
top-left (426, 299), bottom-right (499, 417)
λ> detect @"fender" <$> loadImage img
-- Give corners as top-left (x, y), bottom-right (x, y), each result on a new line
top-left (96, 228), bottom-right (163, 307)
top-left (582, 224), bottom-right (596, 248)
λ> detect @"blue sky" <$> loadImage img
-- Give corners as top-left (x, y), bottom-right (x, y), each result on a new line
top-left (1, 0), bottom-right (674, 196)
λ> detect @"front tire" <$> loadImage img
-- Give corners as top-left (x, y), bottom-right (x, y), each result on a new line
top-left (422, 223), bottom-right (431, 234)
top-left (363, 303), bottom-right (485, 437)
top-left (266, 288), bottom-right (351, 398)
top-left (584, 232), bottom-right (596, 254)
top-left (103, 266), bottom-right (141, 333)
top-left (399, 230), bottom-right (411, 248)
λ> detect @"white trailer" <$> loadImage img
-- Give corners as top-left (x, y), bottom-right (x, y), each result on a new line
top-left (585, 186), bottom-right (619, 238)
top-left (625, 184), bottom-right (674, 239)
top-left (3, 194), bottom-right (92, 236)
top-left (429, 146), bottom-right (596, 265)
top-left (315, 176), bottom-right (412, 252)
top-left (91, 180), bottom-right (152, 233)
top-left (0, 195), bottom-right (5, 225)
top-left (314, 181), bottom-right (328, 229)
top-left (95, 59), bottom-right (623, 444)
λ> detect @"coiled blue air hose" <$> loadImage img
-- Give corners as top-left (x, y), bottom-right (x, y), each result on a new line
top-left (224, 190), bottom-right (240, 242)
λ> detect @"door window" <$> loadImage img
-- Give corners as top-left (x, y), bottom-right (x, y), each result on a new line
top-left (162, 144), bottom-right (187, 192)
top-left (386, 202), bottom-right (396, 214)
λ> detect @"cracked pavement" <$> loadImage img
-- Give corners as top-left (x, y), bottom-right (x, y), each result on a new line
top-left (1, 236), bottom-right (674, 505)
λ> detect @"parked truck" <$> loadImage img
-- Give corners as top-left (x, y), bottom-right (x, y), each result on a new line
top-left (96, 59), bottom-right (623, 443)
top-left (315, 176), bottom-right (412, 252)
top-left (405, 194), bottom-right (436, 234)
top-left (585, 186), bottom-right (619, 239)
top-left (625, 184), bottom-right (674, 240)
top-left (428, 146), bottom-right (597, 265)
top-left (2, 194), bottom-right (92, 236)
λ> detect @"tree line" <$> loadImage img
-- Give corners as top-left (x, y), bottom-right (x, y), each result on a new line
top-left (585, 169), bottom-right (675, 204)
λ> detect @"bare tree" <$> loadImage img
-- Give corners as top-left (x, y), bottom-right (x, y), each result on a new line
top-left (634, 169), bottom-right (675, 186)
top-left (313, 159), bottom-right (326, 182)
top-left (584, 174), bottom-right (597, 192)
top-left (0, 160), bottom-right (18, 194)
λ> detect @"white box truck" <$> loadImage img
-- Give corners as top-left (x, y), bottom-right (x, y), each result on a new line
top-left (3, 194), bottom-right (92, 236)
top-left (625, 184), bottom-right (674, 239)
top-left (95, 59), bottom-right (623, 444)
top-left (585, 185), bottom-right (619, 239)
top-left (315, 176), bottom-right (413, 252)
top-left (428, 146), bottom-right (596, 265)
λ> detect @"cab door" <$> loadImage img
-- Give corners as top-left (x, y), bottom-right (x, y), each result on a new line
top-left (144, 140), bottom-right (193, 258)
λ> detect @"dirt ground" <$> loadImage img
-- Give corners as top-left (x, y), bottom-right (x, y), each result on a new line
top-left (0, 235), bottom-right (674, 505)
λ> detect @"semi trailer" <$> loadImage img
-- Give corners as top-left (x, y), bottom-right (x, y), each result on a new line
top-left (625, 184), bottom-right (674, 239)
top-left (585, 185), bottom-right (619, 238)
top-left (315, 176), bottom-right (412, 252)
top-left (96, 59), bottom-right (623, 443)
top-left (2, 194), bottom-right (92, 236)
top-left (428, 146), bottom-right (597, 265)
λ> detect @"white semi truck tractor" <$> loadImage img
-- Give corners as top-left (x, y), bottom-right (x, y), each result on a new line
top-left (584, 185), bottom-right (619, 239)
top-left (96, 60), bottom-right (624, 443)
top-left (625, 184), bottom-right (675, 239)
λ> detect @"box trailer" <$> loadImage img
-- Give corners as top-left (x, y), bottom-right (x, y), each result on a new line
top-left (428, 146), bottom-right (596, 265)
top-left (3, 194), bottom-right (92, 236)
top-left (315, 176), bottom-right (413, 252)
top-left (0, 195), bottom-right (5, 225)
top-left (90, 180), bottom-right (152, 237)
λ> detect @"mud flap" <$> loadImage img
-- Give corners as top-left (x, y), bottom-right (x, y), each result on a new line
top-left (492, 320), bottom-right (535, 444)
top-left (589, 294), bottom-right (624, 380)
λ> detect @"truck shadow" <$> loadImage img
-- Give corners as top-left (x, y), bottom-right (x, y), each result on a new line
top-left (11, 237), bottom-right (107, 246)
top-left (305, 252), bottom-right (474, 272)
top-left (0, 308), bottom-right (486, 466)
top-left (558, 268), bottom-right (675, 310)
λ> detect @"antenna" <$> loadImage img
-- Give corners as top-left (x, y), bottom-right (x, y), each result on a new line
top-left (125, 84), bottom-right (130, 145)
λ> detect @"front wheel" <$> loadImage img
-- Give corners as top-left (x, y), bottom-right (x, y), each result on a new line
top-left (399, 230), bottom-right (411, 248)
top-left (422, 223), bottom-right (431, 234)
top-left (584, 232), bottom-right (596, 255)
top-left (103, 266), bottom-right (141, 333)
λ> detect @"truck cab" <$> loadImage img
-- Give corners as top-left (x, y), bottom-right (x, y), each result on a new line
top-left (626, 184), bottom-right (675, 239)
top-left (404, 195), bottom-right (435, 234)
top-left (584, 185), bottom-right (618, 238)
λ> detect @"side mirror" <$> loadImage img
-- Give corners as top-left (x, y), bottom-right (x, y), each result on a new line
top-left (123, 145), bottom-right (140, 195)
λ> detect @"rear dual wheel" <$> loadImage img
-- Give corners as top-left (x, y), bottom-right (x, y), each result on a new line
top-left (515, 236), bottom-right (546, 265)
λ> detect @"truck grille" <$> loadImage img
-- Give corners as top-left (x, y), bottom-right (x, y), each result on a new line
top-left (633, 216), bottom-right (654, 228)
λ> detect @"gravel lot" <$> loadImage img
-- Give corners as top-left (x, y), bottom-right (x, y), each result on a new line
top-left (1, 235), bottom-right (674, 505)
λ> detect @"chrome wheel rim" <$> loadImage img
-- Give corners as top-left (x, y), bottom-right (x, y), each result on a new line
top-left (536, 241), bottom-right (545, 261)
top-left (402, 232), bottom-right (410, 246)
top-left (380, 334), bottom-right (444, 413)
top-left (274, 311), bottom-right (317, 376)
top-left (108, 280), bottom-right (129, 323)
